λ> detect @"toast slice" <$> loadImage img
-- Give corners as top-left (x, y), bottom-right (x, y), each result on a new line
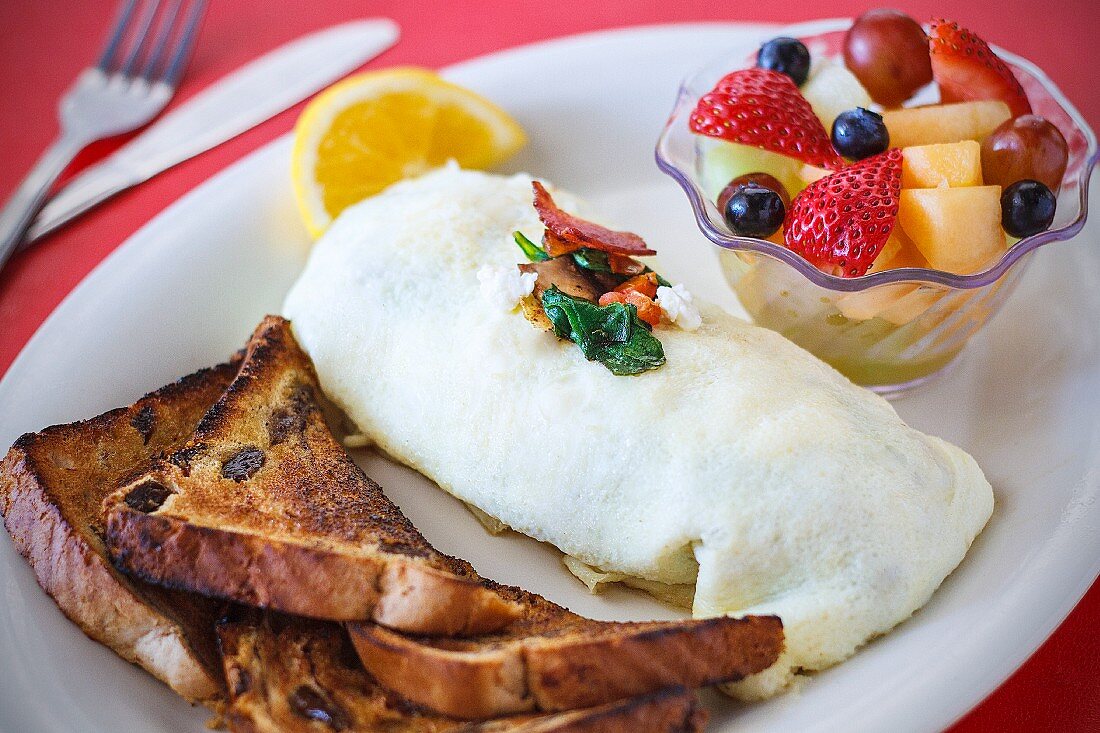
top-left (0, 361), bottom-right (240, 703)
top-left (218, 610), bottom-right (707, 733)
top-left (103, 316), bottom-right (520, 634)
top-left (349, 582), bottom-right (783, 719)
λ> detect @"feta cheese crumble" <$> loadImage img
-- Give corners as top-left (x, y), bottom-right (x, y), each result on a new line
top-left (656, 283), bottom-right (702, 331)
top-left (478, 265), bottom-right (537, 311)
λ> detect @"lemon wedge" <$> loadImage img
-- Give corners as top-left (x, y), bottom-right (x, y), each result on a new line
top-left (291, 67), bottom-right (527, 238)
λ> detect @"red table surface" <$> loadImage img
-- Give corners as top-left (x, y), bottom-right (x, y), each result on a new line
top-left (1, 1), bottom-right (1097, 730)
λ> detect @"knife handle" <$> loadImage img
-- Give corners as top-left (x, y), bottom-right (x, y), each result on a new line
top-left (22, 167), bottom-right (132, 247)
top-left (0, 134), bottom-right (86, 270)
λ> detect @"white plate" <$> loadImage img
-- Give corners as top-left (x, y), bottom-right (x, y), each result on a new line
top-left (1, 23), bottom-right (1098, 733)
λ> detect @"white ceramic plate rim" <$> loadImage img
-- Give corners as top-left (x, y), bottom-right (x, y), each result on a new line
top-left (1, 22), bottom-right (1098, 733)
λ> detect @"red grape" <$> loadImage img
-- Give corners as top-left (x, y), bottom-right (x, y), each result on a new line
top-left (844, 10), bottom-right (933, 107)
top-left (982, 115), bottom-right (1069, 192)
top-left (717, 173), bottom-right (791, 211)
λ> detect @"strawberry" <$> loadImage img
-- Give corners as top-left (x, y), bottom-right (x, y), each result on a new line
top-left (783, 148), bottom-right (902, 277)
top-left (928, 19), bottom-right (1031, 118)
top-left (690, 68), bottom-right (844, 170)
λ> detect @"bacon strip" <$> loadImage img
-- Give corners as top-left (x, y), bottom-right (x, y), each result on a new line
top-left (543, 231), bottom-right (583, 257)
top-left (532, 181), bottom-right (657, 256)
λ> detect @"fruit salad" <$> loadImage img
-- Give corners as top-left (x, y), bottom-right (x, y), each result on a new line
top-left (656, 12), bottom-right (1094, 392)
top-left (692, 13), bottom-right (1067, 279)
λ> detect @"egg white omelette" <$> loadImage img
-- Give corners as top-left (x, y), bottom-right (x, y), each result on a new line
top-left (283, 166), bottom-right (993, 698)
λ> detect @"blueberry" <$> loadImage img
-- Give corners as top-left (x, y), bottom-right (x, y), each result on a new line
top-left (756, 37), bottom-right (811, 86)
top-left (831, 108), bottom-right (889, 160)
top-left (1001, 180), bottom-right (1056, 238)
top-left (723, 185), bottom-right (786, 238)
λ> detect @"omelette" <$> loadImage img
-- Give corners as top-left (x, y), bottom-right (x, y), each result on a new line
top-left (283, 166), bottom-right (993, 698)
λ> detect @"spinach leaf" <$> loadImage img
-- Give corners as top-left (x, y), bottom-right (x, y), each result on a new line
top-left (571, 247), bottom-right (672, 288)
top-left (571, 248), bottom-right (612, 273)
top-left (513, 231), bottom-right (550, 262)
top-left (541, 286), bottom-right (665, 376)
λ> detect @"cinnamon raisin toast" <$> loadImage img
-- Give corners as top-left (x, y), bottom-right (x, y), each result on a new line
top-left (0, 361), bottom-right (240, 703)
top-left (103, 316), bottom-right (519, 633)
top-left (218, 610), bottom-right (707, 733)
top-left (348, 582), bottom-right (783, 719)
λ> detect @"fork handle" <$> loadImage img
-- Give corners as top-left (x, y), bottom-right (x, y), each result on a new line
top-left (0, 134), bottom-right (88, 272)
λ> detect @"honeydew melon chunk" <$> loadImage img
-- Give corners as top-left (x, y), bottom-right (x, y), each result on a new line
top-left (801, 59), bottom-right (874, 132)
top-left (901, 141), bottom-right (983, 188)
top-left (883, 101), bottom-right (1011, 148)
top-left (699, 139), bottom-right (806, 204)
top-left (899, 186), bottom-right (1006, 274)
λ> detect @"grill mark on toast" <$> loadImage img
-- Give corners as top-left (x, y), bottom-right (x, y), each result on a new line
top-left (169, 442), bottom-right (206, 476)
top-left (130, 405), bottom-right (156, 445)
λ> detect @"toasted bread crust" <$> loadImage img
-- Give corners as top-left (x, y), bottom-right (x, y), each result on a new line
top-left (349, 583), bottom-right (783, 719)
top-left (471, 689), bottom-right (706, 733)
top-left (218, 611), bottom-right (706, 733)
top-left (104, 317), bottom-right (519, 632)
top-left (0, 363), bottom-right (240, 703)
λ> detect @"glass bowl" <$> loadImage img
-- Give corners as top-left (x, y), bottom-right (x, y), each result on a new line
top-left (656, 18), bottom-right (1098, 396)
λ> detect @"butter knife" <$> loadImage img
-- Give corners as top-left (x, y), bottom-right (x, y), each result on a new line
top-left (25, 18), bottom-right (399, 244)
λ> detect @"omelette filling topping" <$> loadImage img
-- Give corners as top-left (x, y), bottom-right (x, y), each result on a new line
top-left (489, 181), bottom-right (701, 376)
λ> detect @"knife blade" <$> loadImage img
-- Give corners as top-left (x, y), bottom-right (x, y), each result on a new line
top-left (25, 18), bottom-right (399, 244)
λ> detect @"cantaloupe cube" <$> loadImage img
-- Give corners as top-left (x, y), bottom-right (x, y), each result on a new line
top-left (866, 228), bottom-right (923, 273)
top-left (899, 186), bottom-right (1006, 274)
top-left (877, 287), bottom-right (943, 325)
top-left (836, 283), bottom-right (920, 321)
top-left (836, 230), bottom-right (924, 320)
top-left (882, 239), bottom-right (930, 269)
top-left (863, 230), bottom-right (902, 274)
top-left (884, 101), bottom-right (1011, 148)
top-left (799, 164), bottom-right (831, 185)
top-left (901, 141), bottom-right (983, 188)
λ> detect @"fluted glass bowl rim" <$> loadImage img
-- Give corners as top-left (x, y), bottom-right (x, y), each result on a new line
top-left (655, 17), bottom-right (1099, 293)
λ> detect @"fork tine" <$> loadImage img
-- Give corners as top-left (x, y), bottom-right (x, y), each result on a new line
top-left (96, 0), bottom-right (139, 71)
top-left (139, 0), bottom-right (183, 80)
top-left (118, 0), bottom-right (163, 77)
top-left (160, 0), bottom-right (207, 88)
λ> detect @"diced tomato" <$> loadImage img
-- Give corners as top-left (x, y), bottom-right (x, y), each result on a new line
top-left (614, 272), bottom-right (659, 299)
top-left (599, 290), bottom-right (662, 327)
top-left (543, 231), bottom-right (583, 257)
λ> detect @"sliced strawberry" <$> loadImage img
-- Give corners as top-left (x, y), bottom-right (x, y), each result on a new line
top-left (783, 148), bottom-right (902, 277)
top-left (532, 182), bottom-right (656, 256)
top-left (928, 19), bottom-right (1031, 118)
top-left (690, 68), bottom-right (844, 170)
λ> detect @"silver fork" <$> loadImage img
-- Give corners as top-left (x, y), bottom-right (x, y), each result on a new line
top-left (0, 0), bottom-right (207, 271)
